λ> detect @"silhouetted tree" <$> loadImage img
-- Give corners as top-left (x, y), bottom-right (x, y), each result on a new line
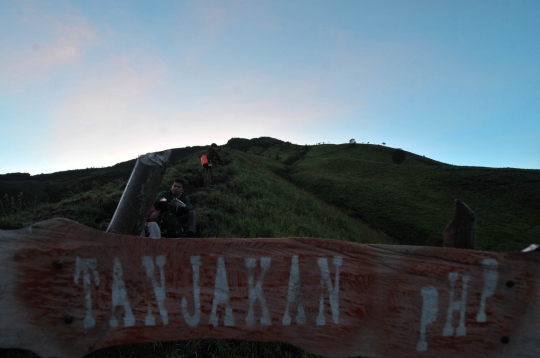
top-left (392, 148), bottom-right (406, 164)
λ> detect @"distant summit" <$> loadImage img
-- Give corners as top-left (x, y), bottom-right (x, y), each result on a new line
top-left (225, 137), bottom-right (286, 152)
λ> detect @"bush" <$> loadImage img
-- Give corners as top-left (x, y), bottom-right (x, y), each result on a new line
top-left (392, 148), bottom-right (406, 164)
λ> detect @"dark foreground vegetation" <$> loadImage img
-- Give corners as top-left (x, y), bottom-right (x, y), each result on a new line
top-left (1, 136), bottom-right (539, 357)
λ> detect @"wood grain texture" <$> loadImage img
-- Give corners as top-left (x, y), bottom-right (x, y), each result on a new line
top-left (1, 218), bottom-right (539, 358)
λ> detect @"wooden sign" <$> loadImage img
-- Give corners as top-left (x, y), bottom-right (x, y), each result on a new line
top-left (1, 219), bottom-right (539, 358)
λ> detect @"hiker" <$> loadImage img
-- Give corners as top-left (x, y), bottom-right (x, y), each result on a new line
top-left (203, 143), bottom-right (222, 185)
top-left (154, 179), bottom-right (197, 237)
top-left (140, 205), bottom-right (161, 239)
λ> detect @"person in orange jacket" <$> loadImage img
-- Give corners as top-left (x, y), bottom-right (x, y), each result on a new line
top-left (203, 143), bottom-right (222, 185)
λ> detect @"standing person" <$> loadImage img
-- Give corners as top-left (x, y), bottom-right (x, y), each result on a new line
top-left (204, 143), bottom-right (222, 186)
top-left (154, 179), bottom-right (197, 237)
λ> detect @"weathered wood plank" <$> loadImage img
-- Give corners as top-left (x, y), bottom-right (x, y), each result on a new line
top-left (1, 219), bottom-right (539, 358)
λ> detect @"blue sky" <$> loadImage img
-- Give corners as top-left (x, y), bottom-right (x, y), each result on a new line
top-left (1, 0), bottom-right (539, 175)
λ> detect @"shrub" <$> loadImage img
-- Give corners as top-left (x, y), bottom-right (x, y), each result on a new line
top-left (392, 148), bottom-right (406, 164)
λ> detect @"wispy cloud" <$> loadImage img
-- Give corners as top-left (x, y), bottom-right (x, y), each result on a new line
top-left (0, 2), bottom-right (95, 90)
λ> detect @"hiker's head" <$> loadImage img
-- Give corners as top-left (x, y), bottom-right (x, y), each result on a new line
top-left (171, 179), bottom-right (184, 196)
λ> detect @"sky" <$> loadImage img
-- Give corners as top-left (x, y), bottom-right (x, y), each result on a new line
top-left (1, 0), bottom-right (539, 175)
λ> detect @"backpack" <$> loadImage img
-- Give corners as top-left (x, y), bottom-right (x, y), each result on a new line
top-left (201, 154), bottom-right (208, 167)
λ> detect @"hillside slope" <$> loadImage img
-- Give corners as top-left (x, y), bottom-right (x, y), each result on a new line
top-left (0, 145), bottom-right (393, 246)
top-left (2, 137), bottom-right (538, 252)
top-left (244, 140), bottom-right (540, 252)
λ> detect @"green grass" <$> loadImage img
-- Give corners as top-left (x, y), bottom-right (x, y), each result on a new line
top-left (256, 142), bottom-right (540, 251)
top-left (0, 178), bottom-right (125, 231)
top-left (153, 147), bottom-right (393, 244)
top-left (1, 137), bottom-right (538, 358)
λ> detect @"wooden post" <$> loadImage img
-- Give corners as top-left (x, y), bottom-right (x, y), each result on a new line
top-left (443, 199), bottom-right (477, 249)
top-left (106, 150), bottom-right (171, 236)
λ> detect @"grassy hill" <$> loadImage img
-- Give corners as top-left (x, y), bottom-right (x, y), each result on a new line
top-left (226, 137), bottom-right (540, 252)
top-left (1, 137), bottom-right (538, 252)
top-left (0, 143), bottom-right (392, 245)
top-left (1, 136), bottom-right (539, 358)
